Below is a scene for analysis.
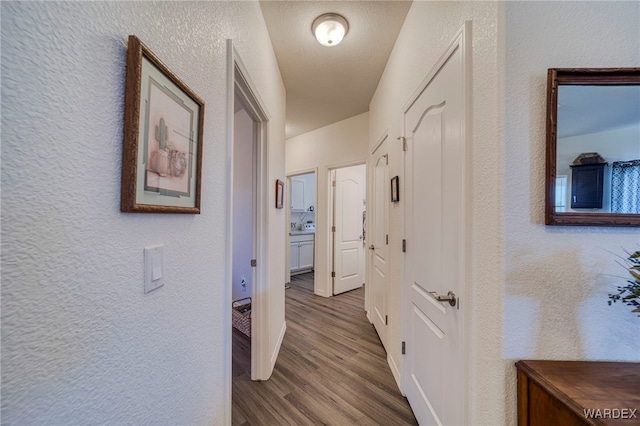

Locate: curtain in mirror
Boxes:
[611,159,640,213]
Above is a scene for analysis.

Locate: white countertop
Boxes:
[289,231,315,236]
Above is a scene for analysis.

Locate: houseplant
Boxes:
[608,250,640,317]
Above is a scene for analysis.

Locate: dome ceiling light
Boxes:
[312,13,349,47]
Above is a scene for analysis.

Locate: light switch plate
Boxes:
[144,245,164,293]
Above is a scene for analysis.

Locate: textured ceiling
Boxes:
[260,1,412,139]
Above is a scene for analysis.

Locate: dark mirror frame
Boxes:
[545,68,640,227]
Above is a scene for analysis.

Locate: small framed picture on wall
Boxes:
[275,179,284,209]
[391,176,399,202]
[120,35,205,214]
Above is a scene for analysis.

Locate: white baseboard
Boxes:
[388,353,403,394]
[270,320,287,371]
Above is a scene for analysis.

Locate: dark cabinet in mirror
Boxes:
[545,68,640,226]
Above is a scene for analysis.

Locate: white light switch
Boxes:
[144,245,164,293]
[152,253,162,281]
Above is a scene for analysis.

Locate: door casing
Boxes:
[226,40,271,392]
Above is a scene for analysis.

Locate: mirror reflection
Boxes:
[554,84,640,214]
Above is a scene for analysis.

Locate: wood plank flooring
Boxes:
[232,272,417,425]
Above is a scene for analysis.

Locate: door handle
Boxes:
[429,291,457,307]
[369,245,375,251]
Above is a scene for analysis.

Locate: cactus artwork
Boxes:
[147,117,188,179]
[155,117,168,151]
[170,150,187,177]
[149,149,170,176]
[148,117,171,176]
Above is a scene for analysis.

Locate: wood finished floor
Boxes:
[232,272,417,426]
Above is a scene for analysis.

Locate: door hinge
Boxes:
[251,259,257,267]
[386,234,389,245]
[402,239,406,252]
[332,181,336,187]
[332,226,336,232]
[385,315,388,325]
[397,136,407,151]
[402,341,406,355]
[385,154,389,165]
[331,271,335,278]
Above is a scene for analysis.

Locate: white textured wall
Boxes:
[502,1,640,423]
[286,113,369,296]
[1,2,286,424]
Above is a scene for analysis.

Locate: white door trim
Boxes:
[400,21,472,420]
[371,130,389,156]
[226,40,272,389]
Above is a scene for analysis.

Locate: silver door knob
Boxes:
[369,245,375,250]
[429,291,457,307]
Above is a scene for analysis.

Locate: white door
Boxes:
[370,151,389,349]
[333,166,365,295]
[403,25,469,425]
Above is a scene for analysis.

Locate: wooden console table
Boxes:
[516,360,640,425]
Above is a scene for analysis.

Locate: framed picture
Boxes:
[275,179,284,209]
[121,35,205,213]
[391,176,399,202]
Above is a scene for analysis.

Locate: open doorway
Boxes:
[285,170,316,291]
[329,163,367,296]
[230,93,255,383]
[228,41,270,386]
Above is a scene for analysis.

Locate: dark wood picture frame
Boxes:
[545,68,640,226]
[276,179,284,209]
[121,35,205,214]
[391,176,399,202]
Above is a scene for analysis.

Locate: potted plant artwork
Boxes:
[148,117,187,178]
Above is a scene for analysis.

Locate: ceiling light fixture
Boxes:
[312,13,349,47]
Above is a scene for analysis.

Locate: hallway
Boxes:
[232,273,417,425]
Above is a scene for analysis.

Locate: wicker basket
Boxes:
[232,297,251,337]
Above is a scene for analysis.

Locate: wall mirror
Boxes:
[545,68,640,226]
